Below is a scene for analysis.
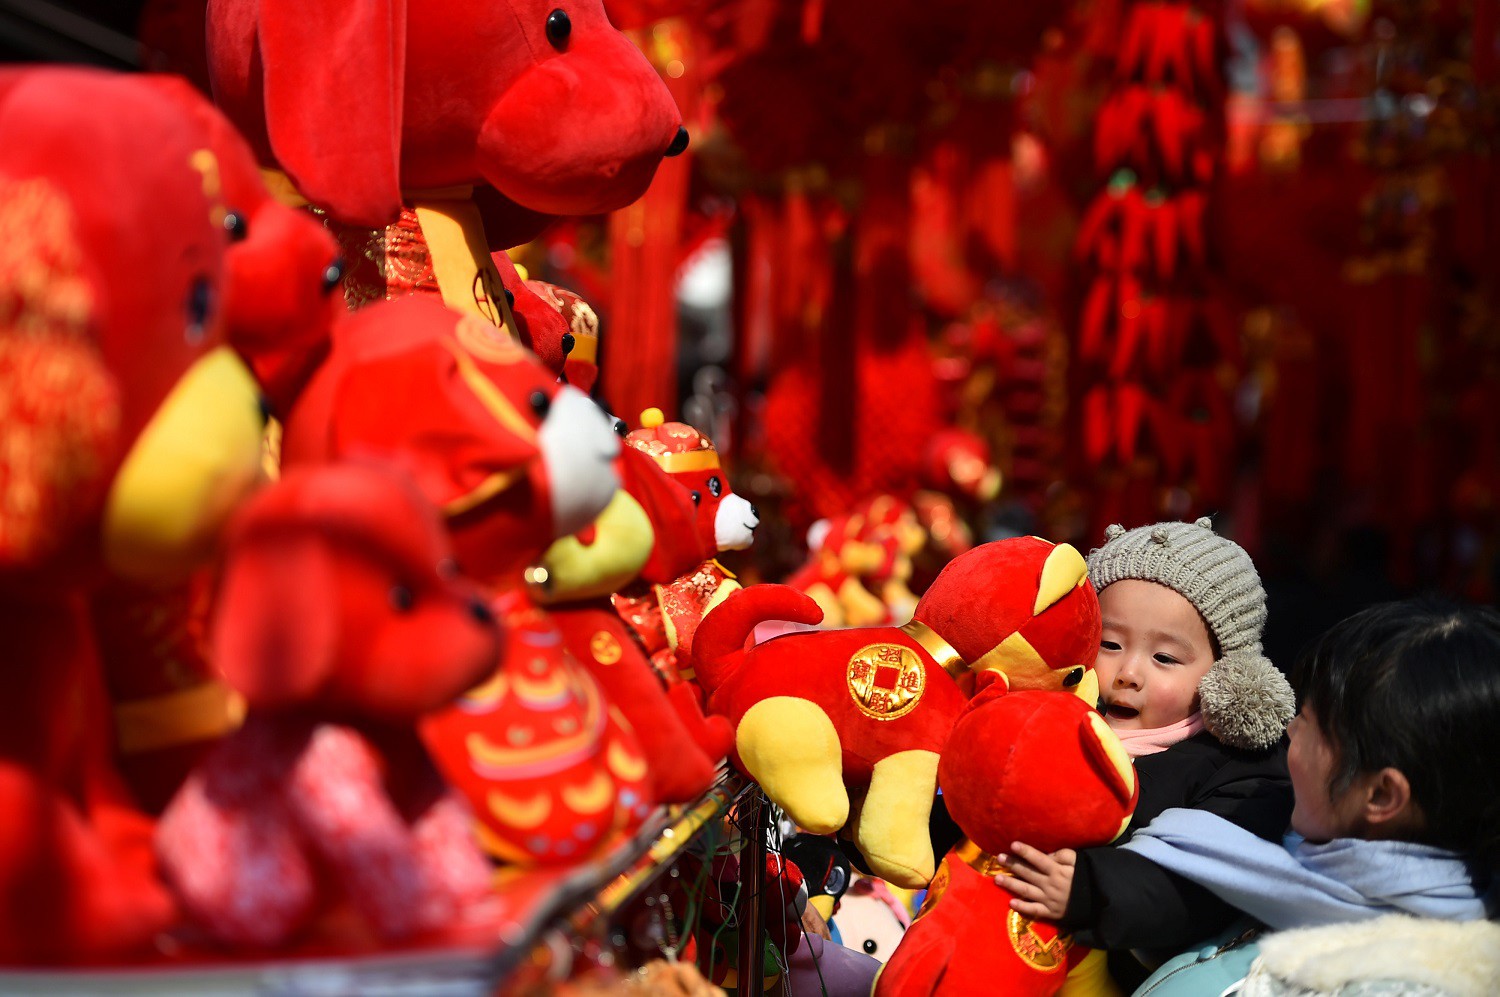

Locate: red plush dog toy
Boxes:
[0,66,272,963]
[876,678,1138,996]
[279,295,653,863]
[693,537,1100,887]
[530,446,733,803]
[155,462,501,950]
[85,74,346,814]
[281,295,621,582]
[611,408,759,680]
[206,0,686,328]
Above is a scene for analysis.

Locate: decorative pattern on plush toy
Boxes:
[419,591,654,865]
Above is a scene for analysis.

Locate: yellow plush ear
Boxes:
[1083,711,1137,811]
[530,490,653,603]
[101,348,266,584]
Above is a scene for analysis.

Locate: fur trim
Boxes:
[1199,650,1294,751]
[1247,915,1500,997]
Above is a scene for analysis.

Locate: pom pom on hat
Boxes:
[1199,651,1295,750]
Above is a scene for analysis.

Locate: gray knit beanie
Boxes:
[1087,517,1293,750]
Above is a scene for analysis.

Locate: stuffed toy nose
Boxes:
[477,42,681,216]
[467,597,495,626]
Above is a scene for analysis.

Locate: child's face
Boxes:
[1287,705,1365,841]
[1095,580,1216,731]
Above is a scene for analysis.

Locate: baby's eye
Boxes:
[1100,640,1121,652]
[1153,653,1180,665]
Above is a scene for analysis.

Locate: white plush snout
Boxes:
[539,386,620,538]
[714,493,758,551]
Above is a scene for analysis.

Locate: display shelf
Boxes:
[0,771,761,996]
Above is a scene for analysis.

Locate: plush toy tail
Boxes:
[691,584,824,694]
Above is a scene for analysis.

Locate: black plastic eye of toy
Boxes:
[707,476,722,498]
[223,211,248,242]
[665,126,690,157]
[560,332,576,356]
[530,390,551,419]
[322,259,345,294]
[689,491,701,506]
[862,940,878,955]
[1063,666,1084,688]
[185,276,213,344]
[546,9,571,48]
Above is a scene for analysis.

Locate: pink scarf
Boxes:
[1112,711,1204,758]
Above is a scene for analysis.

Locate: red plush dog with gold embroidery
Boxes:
[611,409,758,680]
[693,537,1101,887]
[876,677,1138,996]
[527,446,734,804]
[0,66,274,963]
[207,0,685,328]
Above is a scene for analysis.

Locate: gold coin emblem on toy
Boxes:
[1007,909,1071,973]
[846,642,925,720]
[590,630,623,666]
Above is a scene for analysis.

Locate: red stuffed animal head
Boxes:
[207,0,685,236]
[914,536,1103,698]
[282,296,620,586]
[0,68,268,585]
[625,408,759,563]
[213,461,501,719]
[938,676,1137,856]
[138,74,343,419]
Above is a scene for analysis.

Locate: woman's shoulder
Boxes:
[1241,915,1500,997]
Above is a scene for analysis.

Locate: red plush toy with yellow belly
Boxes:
[876,677,1138,996]
[692,537,1101,887]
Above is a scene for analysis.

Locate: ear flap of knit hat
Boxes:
[1198,650,1295,751]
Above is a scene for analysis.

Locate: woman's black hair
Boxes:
[1292,598,1500,871]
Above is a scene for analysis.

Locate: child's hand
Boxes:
[994,842,1075,921]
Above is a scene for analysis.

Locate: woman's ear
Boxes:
[1361,766,1422,835]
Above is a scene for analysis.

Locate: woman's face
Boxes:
[1287,704,1366,841]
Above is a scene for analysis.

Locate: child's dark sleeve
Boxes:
[1059,752,1293,952]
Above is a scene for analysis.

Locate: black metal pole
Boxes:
[736,789,768,995]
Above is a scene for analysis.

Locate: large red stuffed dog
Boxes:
[0,67,272,963]
[207,0,686,241]
[692,537,1100,887]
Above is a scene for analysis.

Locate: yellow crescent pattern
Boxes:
[560,771,615,814]
[606,738,648,783]
[487,790,551,829]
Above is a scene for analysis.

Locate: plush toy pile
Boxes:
[0,8,1127,992]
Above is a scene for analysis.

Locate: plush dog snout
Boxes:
[467,598,495,626]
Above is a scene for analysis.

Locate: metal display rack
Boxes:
[0,773,771,996]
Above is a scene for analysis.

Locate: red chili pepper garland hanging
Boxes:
[1075,0,1237,532]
